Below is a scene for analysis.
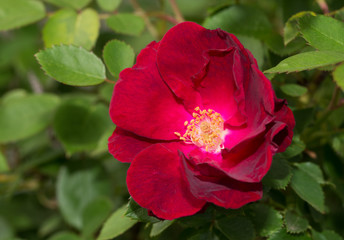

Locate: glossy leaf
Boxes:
[125,198,160,223]
[0,94,60,143]
[216,216,255,240]
[290,168,325,213]
[284,11,316,45]
[265,51,344,73]
[269,229,311,240]
[295,162,325,184]
[284,211,309,234]
[280,84,308,97]
[106,14,145,36]
[43,8,99,50]
[36,45,106,86]
[280,136,305,158]
[97,204,137,240]
[150,220,175,237]
[96,0,121,11]
[0,0,45,31]
[248,204,283,237]
[103,40,135,78]
[299,15,344,52]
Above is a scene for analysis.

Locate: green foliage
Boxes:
[0,0,45,31]
[103,40,135,78]
[280,84,308,97]
[43,8,100,50]
[96,0,121,12]
[106,14,145,36]
[97,205,137,240]
[290,168,325,213]
[1,0,344,239]
[216,216,255,240]
[36,45,106,86]
[284,211,309,234]
[248,204,283,237]
[0,93,60,143]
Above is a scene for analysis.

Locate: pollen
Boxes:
[174,107,227,153]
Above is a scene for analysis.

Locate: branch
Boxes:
[168,0,184,23]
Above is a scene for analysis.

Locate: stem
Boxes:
[105,79,116,84]
[130,0,159,39]
[168,0,184,23]
[327,85,340,111]
[316,0,329,14]
[148,12,179,25]
[28,71,43,94]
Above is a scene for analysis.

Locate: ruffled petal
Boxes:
[109,41,190,140]
[156,22,229,111]
[127,143,206,220]
[108,127,155,163]
[272,99,295,153]
[181,155,262,208]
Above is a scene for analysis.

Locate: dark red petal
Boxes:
[156,22,229,111]
[127,143,206,220]
[273,99,295,152]
[181,155,262,209]
[108,127,155,163]
[109,41,190,140]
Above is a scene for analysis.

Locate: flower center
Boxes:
[175,107,226,153]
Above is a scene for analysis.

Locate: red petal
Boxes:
[109,41,190,140]
[108,127,155,163]
[156,22,229,111]
[181,155,262,209]
[127,143,206,220]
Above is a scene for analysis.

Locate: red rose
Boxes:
[108,22,295,220]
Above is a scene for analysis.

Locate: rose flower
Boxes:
[108,22,295,220]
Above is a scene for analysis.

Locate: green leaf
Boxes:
[47,231,81,240]
[0,94,60,143]
[280,136,305,158]
[265,51,344,74]
[43,8,100,50]
[150,220,175,237]
[248,204,283,237]
[312,230,343,240]
[125,198,160,223]
[333,62,344,92]
[216,216,255,240]
[82,197,113,238]
[284,211,309,234]
[97,204,137,240]
[0,0,45,31]
[0,217,14,240]
[284,11,316,45]
[295,162,325,184]
[269,228,311,240]
[299,15,344,52]
[53,101,112,155]
[203,5,272,39]
[263,158,292,189]
[36,45,106,86]
[96,0,121,12]
[106,14,145,36]
[290,168,325,213]
[44,0,92,10]
[103,40,135,78]
[0,152,9,172]
[280,84,307,97]
[57,167,109,229]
